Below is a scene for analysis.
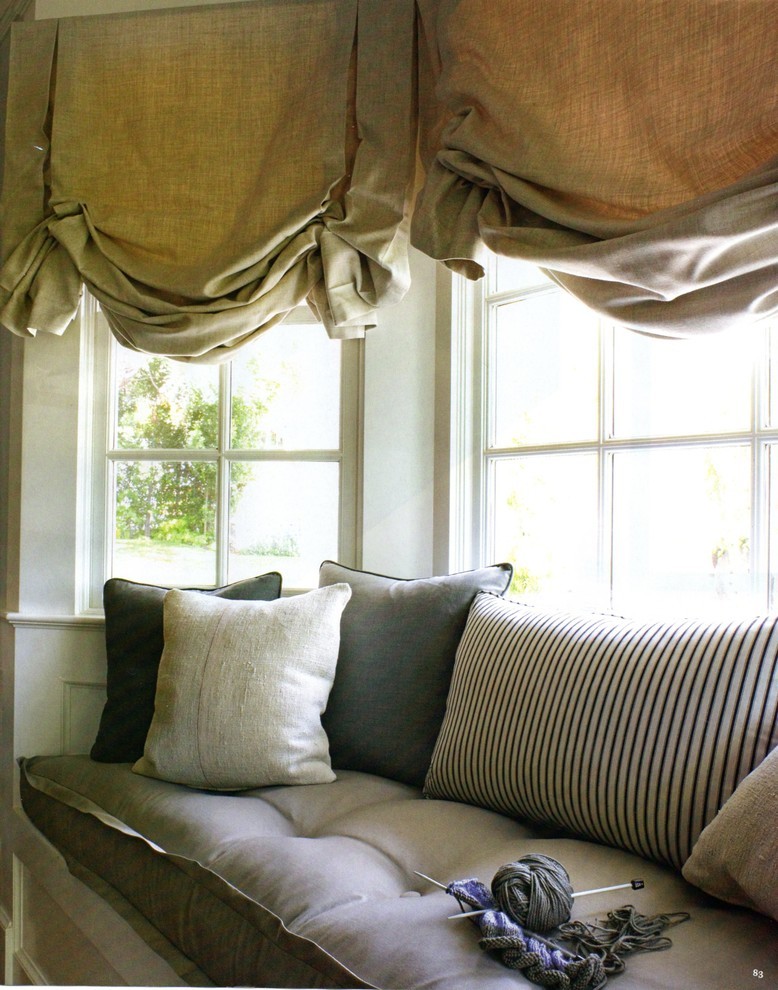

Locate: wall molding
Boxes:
[1,611,104,631]
[0,901,12,987]
[12,856,49,987]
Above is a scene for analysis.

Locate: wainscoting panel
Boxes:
[13,855,125,986]
[10,619,106,760]
[61,680,106,755]
[9,817,192,987]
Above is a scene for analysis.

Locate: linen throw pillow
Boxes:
[318,561,513,787]
[682,746,778,921]
[424,593,778,870]
[133,584,351,790]
[91,573,283,763]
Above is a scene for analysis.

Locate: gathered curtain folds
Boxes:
[2,0,778,359]
[412,0,778,337]
[0,0,416,361]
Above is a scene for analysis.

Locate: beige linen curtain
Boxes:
[3,0,777,357]
[0,0,415,361]
[413,0,778,336]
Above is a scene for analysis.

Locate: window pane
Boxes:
[114,350,219,450]
[493,256,551,294]
[612,446,753,615]
[491,291,600,448]
[769,444,778,610]
[491,453,600,605]
[112,460,217,585]
[612,327,753,439]
[231,324,340,450]
[768,324,778,429]
[229,461,340,588]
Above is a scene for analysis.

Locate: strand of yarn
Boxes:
[491,854,575,933]
[559,906,691,974]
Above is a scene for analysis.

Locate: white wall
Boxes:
[362,246,438,577]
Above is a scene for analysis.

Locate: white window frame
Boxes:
[77,291,363,613]
[447,257,778,614]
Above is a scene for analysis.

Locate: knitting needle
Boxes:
[448,879,645,919]
[572,879,645,898]
[413,870,449,890]
[415,870,498,921]
[414,870,489,918]
[449,909,499,919]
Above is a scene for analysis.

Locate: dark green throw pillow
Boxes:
[91,573,282,763]
[319,561,513,788]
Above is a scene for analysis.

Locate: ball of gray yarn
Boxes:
[491,854,574,934]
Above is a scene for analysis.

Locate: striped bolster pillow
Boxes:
[424,593,778,869]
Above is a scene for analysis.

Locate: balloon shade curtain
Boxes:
[412,0,778,336]
[0,0,415,360]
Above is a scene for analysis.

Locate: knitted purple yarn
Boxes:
[491,854,574,933]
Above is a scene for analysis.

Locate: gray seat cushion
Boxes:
[22,756,778,990]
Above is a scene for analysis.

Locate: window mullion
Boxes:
[753,324,769,608]
[766,326,777,609]
[107,448,217,462]
[599,321,614,610]
[766,443,775,611]
[602,451,616,611]
[753,440,769,608]
[215,363,232,586]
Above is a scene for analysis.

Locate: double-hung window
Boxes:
[453,254,777,616]
[80,292,361,608]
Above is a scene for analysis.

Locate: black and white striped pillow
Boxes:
[424,593,778,869]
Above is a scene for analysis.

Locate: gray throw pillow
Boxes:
[318,561,513,787]
[133,585,351,790]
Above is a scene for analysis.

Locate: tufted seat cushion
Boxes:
[21,755,778,990]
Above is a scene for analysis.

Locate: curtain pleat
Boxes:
[412,0,778,336]
[0,0,415,361]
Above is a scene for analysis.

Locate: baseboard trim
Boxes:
[1,902,13,986]
[13,946,45,986]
